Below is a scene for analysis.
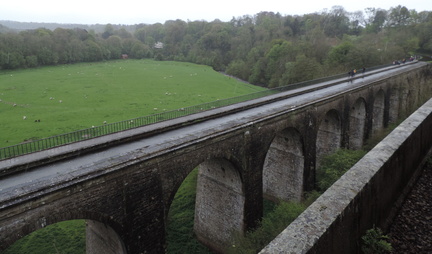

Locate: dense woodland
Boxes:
[1,5,431,88]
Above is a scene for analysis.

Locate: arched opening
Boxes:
[165,168,212,254]
[316,109,342,169]
[349,98,367,150]
[263,127,304,202]
[3,219,125,254]
[372,89,385,135]
[166,158,244,254]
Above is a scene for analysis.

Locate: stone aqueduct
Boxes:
[0,62,431,253]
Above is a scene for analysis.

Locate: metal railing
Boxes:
[0,63,400,160]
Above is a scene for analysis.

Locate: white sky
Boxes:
[1,0,431,25]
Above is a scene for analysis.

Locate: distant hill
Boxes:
[0,23,14,33]
[0,20,138,33]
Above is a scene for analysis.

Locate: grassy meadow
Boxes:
[1,60,265,253]
[3,220,86,254]
[0,59,265,148]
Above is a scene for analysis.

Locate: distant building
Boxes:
[154,42,164,49]
[121,54,128,59]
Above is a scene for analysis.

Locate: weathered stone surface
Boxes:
[0,62,430,254]
[259,97,432,254]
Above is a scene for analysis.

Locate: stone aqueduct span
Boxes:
[0,62,431,253]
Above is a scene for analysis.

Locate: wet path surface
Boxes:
[0,62,425,206]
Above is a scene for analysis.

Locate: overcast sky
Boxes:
[1,0,431,25]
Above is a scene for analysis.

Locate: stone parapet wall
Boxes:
[260,97,432,254]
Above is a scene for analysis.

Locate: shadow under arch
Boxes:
[3,212,126,254]
[316,109,342,169]
[349,97,367,150]
[263,127,305,202]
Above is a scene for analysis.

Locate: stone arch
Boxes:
[372,89,385,135]
[316,109,342,169]
[4,212,126,254]
[194,158,244,253]
[263,127,304,202]
[349,98,367,150]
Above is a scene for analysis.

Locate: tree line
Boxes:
[1,5,431,88]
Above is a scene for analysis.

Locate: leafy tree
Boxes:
[85,40,104,61]
[105,35,123,59]
[37,47,58,65]
[115,28,132,39]
[66,39,86,63]
[322,6,350,38]
[248,57,267,85]
[348,11,364,35]
[0,5,429,76]
[254,12,284,40]
[281,54,322,85]
[365,9,387,33]
[0,51,23,69]
[415,22,432,53]
[226,59,249,81]
[131,42,151,58]
[25,55,38,67]
[134,27,147,43]
[303,27,331,63]
[102,23,114,39]
[265,40,297,87]
[326,40,354,70]
[387,5,411,27]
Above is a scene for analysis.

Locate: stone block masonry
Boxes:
[259,98,432,254]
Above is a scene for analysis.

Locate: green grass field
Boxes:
[1,60,265,253]
[0,60,265,148]
[3,220,86,254]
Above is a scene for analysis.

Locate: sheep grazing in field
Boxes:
[13,104,17,107]
[103,121,107,124]
[50,97,54,100]
[59,100,62,103]
[153,108,158,110]
[23,116,27,120]
[34,119,40,122]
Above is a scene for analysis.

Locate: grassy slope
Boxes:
[3,220,86,254]
[2,60,265,253]
[0,60,264,148]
